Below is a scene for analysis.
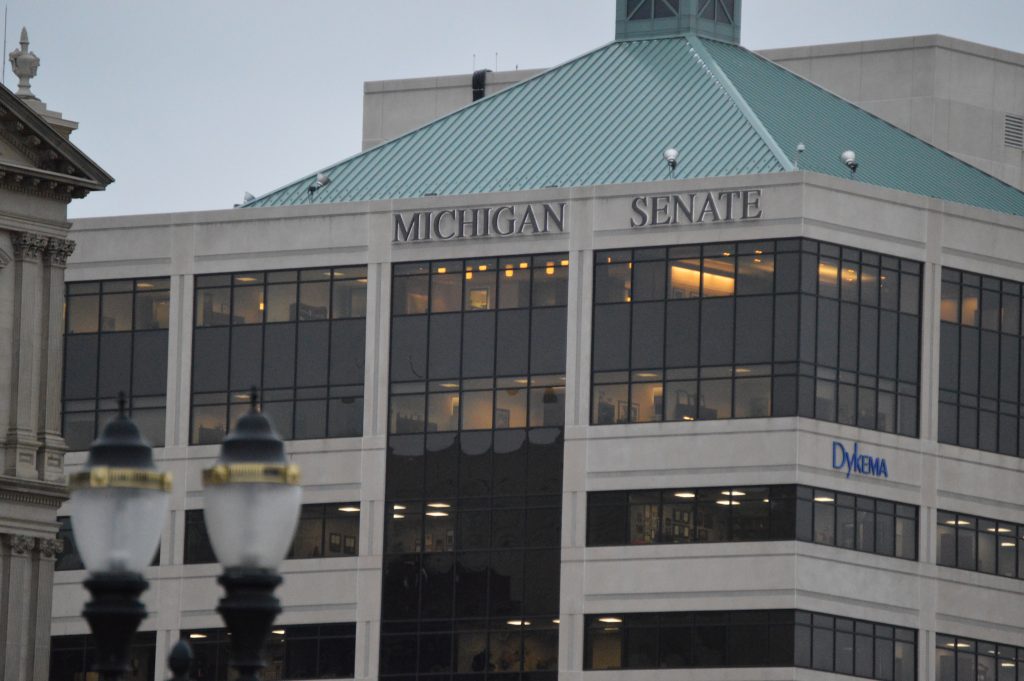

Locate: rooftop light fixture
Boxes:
[663,147,679,172]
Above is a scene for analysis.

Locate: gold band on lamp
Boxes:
[202,463,300,487]
[68,467,173,492]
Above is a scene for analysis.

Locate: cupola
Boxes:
[615,0,741,44]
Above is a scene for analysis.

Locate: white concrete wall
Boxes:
[761,35,1024,191]
[59,172,1024,680]
[362,69,544,151]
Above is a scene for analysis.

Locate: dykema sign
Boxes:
[393,203,566,243]
[832,441,889,479]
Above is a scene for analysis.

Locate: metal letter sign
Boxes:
[832,441,889,479]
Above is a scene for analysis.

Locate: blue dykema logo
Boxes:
[832,441,888,479]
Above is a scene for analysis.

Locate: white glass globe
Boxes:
[71,487,168,574]
[203,482,301,570]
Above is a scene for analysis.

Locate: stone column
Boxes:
[0,534,38,681]
[32,538,60,681]
[3,232,48,478]
[38,238,75,482]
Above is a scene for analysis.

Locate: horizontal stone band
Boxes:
[69,467,173,492]
[202,463,300,487]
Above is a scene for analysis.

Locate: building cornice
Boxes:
[0,475,68,509]
[0,85,113,199]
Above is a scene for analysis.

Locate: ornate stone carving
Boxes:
[5,534,35,556]
[45,237,75,265]
[38,537,62,559]
[0,246,10,269]
[11,232,48,260]
[8,28,40,100]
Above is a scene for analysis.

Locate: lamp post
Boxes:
[202,393,301,681]
[68,400,171,681]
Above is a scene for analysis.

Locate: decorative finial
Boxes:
[117,392,127,417]
[9,27,40,99]
[250,386,259,411]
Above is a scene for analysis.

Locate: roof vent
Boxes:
[1006,114,1023,150]
[472,69,490,102]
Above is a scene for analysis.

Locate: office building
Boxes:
[51,2,1024,680]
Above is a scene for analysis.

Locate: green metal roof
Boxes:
[703,39,1024,217]
[248,35,1024,219]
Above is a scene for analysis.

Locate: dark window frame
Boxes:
[382,254,568,680]
[584,609,916,679]
[937,509,1023,580]
[936,634,1022,681]
[63,277,171,450]
[590,239,922,437]
[939,267,1024,457]
[189,266,368,445]
[182,624,356,681]
[585,484,918,561]
[50,631,157,681]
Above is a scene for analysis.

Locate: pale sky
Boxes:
[2,0,1022,219]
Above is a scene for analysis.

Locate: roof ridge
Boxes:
[245,39,623,207]
[687,35,795,172]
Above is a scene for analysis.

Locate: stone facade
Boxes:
[0,28,111,681]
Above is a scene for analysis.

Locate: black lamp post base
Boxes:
[82,572,149,681]
[218,567,283,681]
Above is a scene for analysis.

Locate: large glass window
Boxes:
[585,609,915,680]
[939,268,1024,456]
[185,504,360,564]
[50,632,156,681]
[389,256,567,436]
[586,485,917,561]
[64,278,170,450]
[183,624,356,680]
[591,240,922,437]
[937,635,1024,681]
[937,510,1023,580]
[381,255,567,681]
[191,267,367,444]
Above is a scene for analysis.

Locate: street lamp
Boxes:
[202,393,301,681]
[68,400,171,681]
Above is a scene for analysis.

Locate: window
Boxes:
[191,267,367,444]
[289,503,361,559]
[939,268,1024,457]
[63,278,170,450]
[587,485,917,561]
[937,635,1022,681]
[389,256,567,436]
[185,504,360,564]
[699,0,735,23]
[55,516,83,571]
[591,240,922,437]
[50,632,156,681]
[382,254,567,680]
[183,509,216,565]
[183,624,356,680]
[55,514,159,571]
[937,510,1022,580]
[585,609,915,680]
[627,0,679,20]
